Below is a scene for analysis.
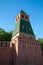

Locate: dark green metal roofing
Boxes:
[12,18,34,36]
[20,10,26,14]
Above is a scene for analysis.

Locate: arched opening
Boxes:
[21,15,24,18]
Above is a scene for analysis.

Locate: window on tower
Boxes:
[22,14,24,18]
[25,16,28,19]
[30,37,32,39]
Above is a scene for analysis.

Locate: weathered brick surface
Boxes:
[0,46,16,65]
[41,51,43,64]
[0,47,12,65]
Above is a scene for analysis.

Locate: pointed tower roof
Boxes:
[20,10,27,14]
[12,10,34,36]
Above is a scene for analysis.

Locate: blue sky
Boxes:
[0,0,43,38]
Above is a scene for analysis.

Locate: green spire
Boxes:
[12,10,34,36]
[12,19,34,36]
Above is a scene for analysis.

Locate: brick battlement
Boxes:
[0,42,16,65]
[0,41,10,47]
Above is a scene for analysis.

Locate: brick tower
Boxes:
[10,10,42,65]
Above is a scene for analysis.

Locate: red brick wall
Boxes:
[16,36,43,65]
[41,50,43,64]
[0,47,12,65]
[0,46,16,65]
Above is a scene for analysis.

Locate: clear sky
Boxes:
[0,0,43,38]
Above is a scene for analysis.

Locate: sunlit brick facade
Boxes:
[0,10,43,65]
[10,10,43,65]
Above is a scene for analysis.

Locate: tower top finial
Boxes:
[20,10,27,14]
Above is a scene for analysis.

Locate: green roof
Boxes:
[12,18,34,36]
[20,10,26,14]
